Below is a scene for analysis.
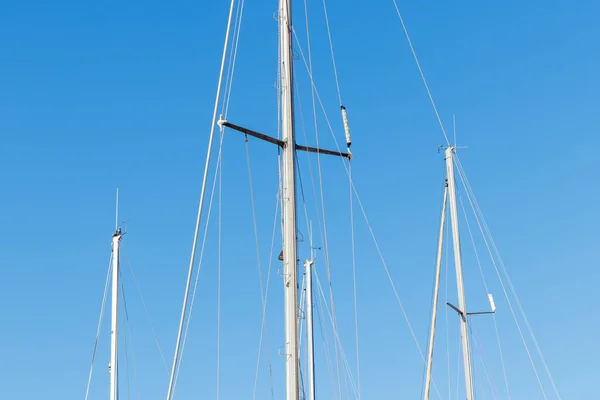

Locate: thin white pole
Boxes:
[305,260,316,400]
[110,228,122,400]
[424,186,448,400]
[445,146,475,400]
[165,0,237,398]
[279,0,300,397]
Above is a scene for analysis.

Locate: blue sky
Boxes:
[1,0,598,399]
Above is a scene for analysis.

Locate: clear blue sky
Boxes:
[1,0,598,399]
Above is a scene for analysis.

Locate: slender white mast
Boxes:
[423,186,448,400]
[304,259,316,400]
[445,146,475,400]
[109,226,122,400]
[279,0,300,397]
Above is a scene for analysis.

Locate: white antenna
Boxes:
[115,188,119,230]
[453,114,456,148]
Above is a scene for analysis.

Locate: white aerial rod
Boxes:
[445,146,475,400]
[109,226,122,400]
[279,0,300,398]
[423,185,448,400]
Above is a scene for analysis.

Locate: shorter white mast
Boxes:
[109,190,122,400]
[304,259,316,400]
[445,146,475,400]
[423,185,448,400]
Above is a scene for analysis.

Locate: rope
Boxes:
[122,246,169,376]
[165,0,237,396]
[458,195,511,399]
[389,0,450,146]
[453,156,550,400]
[83,256,112,400]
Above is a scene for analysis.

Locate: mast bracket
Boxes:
[446,302,464,317]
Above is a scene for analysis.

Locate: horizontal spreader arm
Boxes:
[218,119,351,159]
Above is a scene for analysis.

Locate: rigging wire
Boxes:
[389,0,450,146]
[222,0,245,117]
[120,277,142,400]
[84,256,112,400]
[244,138,277,400]
[320,0,343,105]
[453,156,550,400]
[122,246,169,375]
[292,27,444,400]
[122,279,132,400]
[469,320,501,400]
[299,1,344,396]
[173,132,225,394]
[166,0,237,396]
[292,39,340,398]
[349,163,361,400]
[314,275,338,395]
[251,191,279,400]
[216,134,223,400]
[313,268,360,399]
[295,152,338,398]
[457,157,562,400]
[458,194,511,400]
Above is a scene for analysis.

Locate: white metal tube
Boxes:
[424,187,447,400]
[445,146,475,400]
[110,230,122,400]
[305,260,316,400]
[279,0,300,397]
[165,0,237,398]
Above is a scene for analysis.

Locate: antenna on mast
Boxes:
[453,114,456,148]
[115,188,119,231]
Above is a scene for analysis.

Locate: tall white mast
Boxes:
[304,259,316,400]
[445,146,475,400]
[278,0,300,398]
[109,226,122,400]
[423,186,447,400]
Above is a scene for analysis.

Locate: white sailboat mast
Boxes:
[279,0,300,398]
[445,146,475,400]
[110,227,122,400]
[423,186,448,400]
